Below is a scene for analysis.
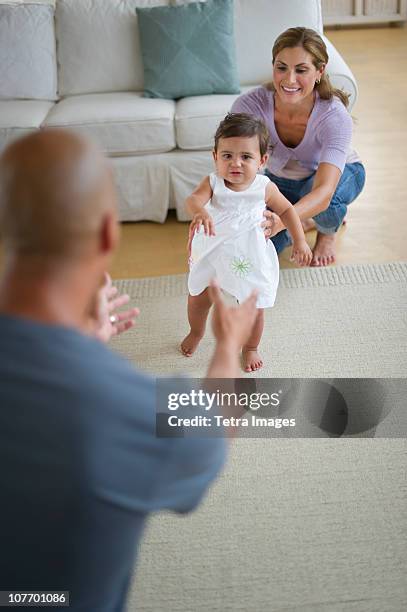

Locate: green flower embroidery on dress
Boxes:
[230,256,252,278]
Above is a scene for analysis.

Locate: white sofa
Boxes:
[0,0,357,222]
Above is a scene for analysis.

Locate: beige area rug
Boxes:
[127,439,407,612]
[116,263,407,612]
[111,262,407,378]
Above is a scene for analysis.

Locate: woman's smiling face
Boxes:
[272,46,324,106]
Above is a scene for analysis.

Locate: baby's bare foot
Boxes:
[311,232,336,267]
[242,348,263,372]
[180,332,202,357]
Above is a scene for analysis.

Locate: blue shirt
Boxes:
[0,315,226,611]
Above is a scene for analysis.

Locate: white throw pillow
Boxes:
[0,2,57,100]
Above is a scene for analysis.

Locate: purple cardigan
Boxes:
[231,86,353,175]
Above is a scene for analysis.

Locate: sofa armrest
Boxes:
[322,35,358,111]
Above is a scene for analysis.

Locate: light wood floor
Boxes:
[109,26,407,279]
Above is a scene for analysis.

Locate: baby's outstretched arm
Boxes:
[186,176,215,238]
[265,182,312,267]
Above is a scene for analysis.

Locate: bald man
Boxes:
[0,131,257,611]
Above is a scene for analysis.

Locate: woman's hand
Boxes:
[262,209,285,238]
[290,240,313,267]
[90,273,140,343]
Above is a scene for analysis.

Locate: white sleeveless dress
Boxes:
[188,173,279,308]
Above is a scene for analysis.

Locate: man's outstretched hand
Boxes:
[90,273,140,343]
[209,281,258,352]
[206,281,258,381]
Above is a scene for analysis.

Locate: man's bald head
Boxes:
[0,129,117,258]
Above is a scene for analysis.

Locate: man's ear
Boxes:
[212,149,217,162]
[99,211,120,255]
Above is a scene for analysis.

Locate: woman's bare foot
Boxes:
[242,348,263,372]
[311,232,336,267]
[180,332,202,357]
[301,218,316,233]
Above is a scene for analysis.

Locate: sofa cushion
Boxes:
[111,154,171,222]
[0,100,55,152]
[55,0,168,97]
[175,87,251,150]
[136,0,240,99]
[43,93,176,156]
[0,3,57,101]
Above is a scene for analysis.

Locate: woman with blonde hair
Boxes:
[232,27,365,266]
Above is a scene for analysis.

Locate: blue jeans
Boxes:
[265,162,366,254]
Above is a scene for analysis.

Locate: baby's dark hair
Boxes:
[214,113,270,157]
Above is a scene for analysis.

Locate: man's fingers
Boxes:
[116,307,140,321]
[107,293,131,313]
[208,279,222,305]
[237,290,258,317]
[112,319,135,337]
[242,289,258,308]
[111,309,140,335]
[103,272,113,288]
[106,285,118,299]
